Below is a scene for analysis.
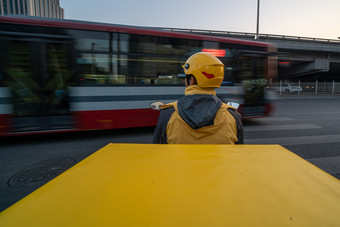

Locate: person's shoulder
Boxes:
[221,102,236,111]
[221,103,242,118]
[161,101,177,110]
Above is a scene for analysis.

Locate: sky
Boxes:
[61,0,340,40]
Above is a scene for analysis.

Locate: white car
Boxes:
[273,83,303,93]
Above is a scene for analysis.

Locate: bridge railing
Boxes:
[271,80,340,95]
[152,27,340,44]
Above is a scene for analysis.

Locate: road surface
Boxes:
[1,95,340,211]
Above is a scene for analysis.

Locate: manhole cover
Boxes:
[8,157,76,187]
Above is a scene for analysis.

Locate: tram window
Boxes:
[119,33,203,56]
[1,40,41,116]
[237,57,266,80]
[220,59,238,84]
[0,39,4,87]
[168,38,203,56]
[117,55,184,85]
[0,24,66,37]
[222,56,265,86]
[0,72,3,86]
[0,23,40,35]
[77,53,116,85]
[76,54,185,85]
[119,34,129,53]
[44,42,73,115]
[68,30,112,52]
[202,41,219,49]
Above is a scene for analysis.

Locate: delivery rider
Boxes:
[152,52,244,144]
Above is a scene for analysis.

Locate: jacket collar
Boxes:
[184,85,216,96]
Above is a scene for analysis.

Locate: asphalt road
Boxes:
[1,95,340,212]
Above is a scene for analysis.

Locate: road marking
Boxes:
[250,117,295,122]
[276,96,340,100]
[284,111,340,115]
[245,134,340,146]
[244,124,321,132]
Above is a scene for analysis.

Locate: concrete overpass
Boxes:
[158,28,340,81]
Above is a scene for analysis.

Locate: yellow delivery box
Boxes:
[1,144,340,226]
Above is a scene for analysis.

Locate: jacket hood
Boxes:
[177,94,222,130]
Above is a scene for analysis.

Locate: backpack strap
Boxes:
[222,103,244,144]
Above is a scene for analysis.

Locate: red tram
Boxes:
[0,16,277,136]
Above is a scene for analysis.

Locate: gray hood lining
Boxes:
[177,94,222,129]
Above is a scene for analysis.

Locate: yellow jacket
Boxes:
[152,85,244,144]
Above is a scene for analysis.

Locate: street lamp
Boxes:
[256,0,260,39]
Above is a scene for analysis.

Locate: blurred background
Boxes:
[1,0,340,212]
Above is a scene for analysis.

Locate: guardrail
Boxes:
[272,80,340,95]
[151,27,340,44]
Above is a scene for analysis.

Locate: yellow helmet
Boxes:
[182,52,224,88]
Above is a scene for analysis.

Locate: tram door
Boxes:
[1,37,74,132]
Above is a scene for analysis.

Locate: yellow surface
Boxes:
[1,144,340,227]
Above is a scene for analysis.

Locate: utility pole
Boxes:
[256,0,260,39]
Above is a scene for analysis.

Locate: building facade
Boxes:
[0,0,64,19]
